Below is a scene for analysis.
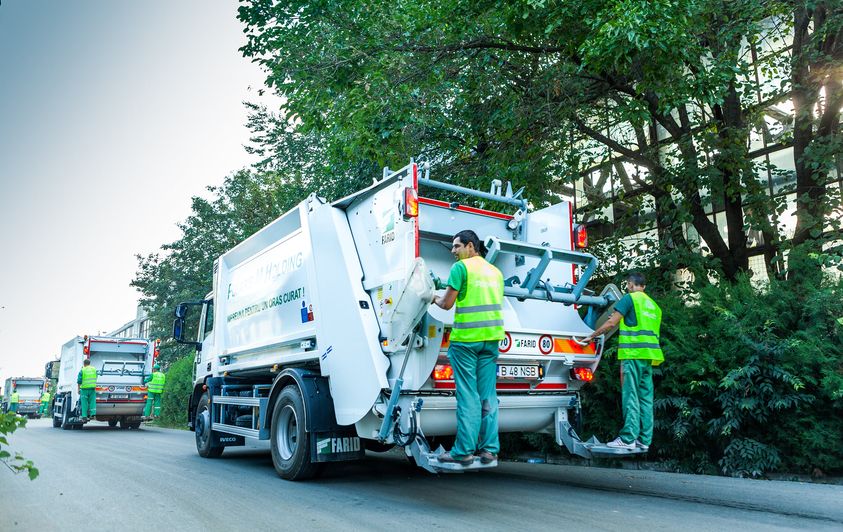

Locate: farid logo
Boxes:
[317,437,361,454]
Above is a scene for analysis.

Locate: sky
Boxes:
[0,0,277,381]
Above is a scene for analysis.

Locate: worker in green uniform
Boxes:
[39,389,52,417]
[143,364,166,421]
[77,358,98,422]
[9,388,20,414]
[432,229,505,465]
[585,271,664,451]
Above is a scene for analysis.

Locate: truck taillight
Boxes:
[571,367,594,382]
[433,364,454,380]
[403,187,419,218]
[574,224,588,248]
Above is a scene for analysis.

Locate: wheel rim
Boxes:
[275,405,298,461]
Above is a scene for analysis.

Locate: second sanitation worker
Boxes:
[585,271,664,450]
[432,229,505,465]
[39,389,51,416]
[77,358,98,421]
[144,364,166,420]
[9,389,20,414]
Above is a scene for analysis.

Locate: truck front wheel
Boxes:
[270,385,319,481]
[195,392,224,458]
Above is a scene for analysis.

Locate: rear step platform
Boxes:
[556,416,646,459]
[409,444,499,473]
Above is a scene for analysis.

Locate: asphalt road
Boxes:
[2,418,841,531]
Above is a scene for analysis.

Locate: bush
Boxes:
[506,274,843,477]
[158,355,195,428]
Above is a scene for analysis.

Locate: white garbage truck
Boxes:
[173,161,633,480]
[52,335,158,429]
[3,377,47,417]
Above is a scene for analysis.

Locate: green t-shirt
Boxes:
[613,293,638,327]
[446,261,468,302]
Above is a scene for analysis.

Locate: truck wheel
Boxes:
[195,392,224,458]
[108,419,118,428]
[61,398,73,430]
[270,385,319,481]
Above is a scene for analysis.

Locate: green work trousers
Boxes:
[144,393,162,417]
[449,340,500,458]
[9,403,18,414]
[39,403,48,416]
[619,359,654,445]
[80,388,97,418]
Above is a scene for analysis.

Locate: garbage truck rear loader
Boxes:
[174,161,634,480]
[3,377,47,418]
[53,335,157,429]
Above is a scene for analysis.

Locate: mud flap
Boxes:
[212,433,245,447]
[311,432,365,462]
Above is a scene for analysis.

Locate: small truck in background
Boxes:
[2,377,47,418]
[53,335,157,430]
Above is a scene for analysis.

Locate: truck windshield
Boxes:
[100,361,145,376]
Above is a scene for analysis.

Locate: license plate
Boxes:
[497,365,540,379]
[110,394,129,399]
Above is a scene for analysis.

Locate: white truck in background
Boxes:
[2,377,47,418]
[53,335,157,430]
[174,161,630,480]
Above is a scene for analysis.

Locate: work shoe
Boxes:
[437,452,475,466]
[477,451,498,464]
[81,417,89,422]
[634,440,650,452]
[606,437,636,450]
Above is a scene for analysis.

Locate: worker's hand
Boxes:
[429,271,445,290]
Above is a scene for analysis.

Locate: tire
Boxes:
[61,396,73,430]
[195,392,224,458]
[270,385,319,481]
[108,419,118,428]
[119,419,131,430]
[52,411,61,428]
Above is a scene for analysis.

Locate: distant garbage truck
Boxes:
[3,377,47,418]
[173,161,632,480]
[52,335,157,429]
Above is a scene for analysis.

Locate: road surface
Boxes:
[2,418,840,531]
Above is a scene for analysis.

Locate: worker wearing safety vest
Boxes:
[432,229,505,466]
[77,358,98,421]
[143,364,166,420]
[9,389,20,414]
[39,390,52,416]
[585,271,663,451]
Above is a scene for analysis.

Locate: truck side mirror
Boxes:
[175,303,188,319]
[173,317,185,341]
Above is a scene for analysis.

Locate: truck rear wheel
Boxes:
[270,385,319,481]
[108,419,118,428]
[195,392,224,458]
[60,397,73,430]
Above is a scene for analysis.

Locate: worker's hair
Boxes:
[454,230,488,257]
[83,358,91,366]
[627,271,646,287]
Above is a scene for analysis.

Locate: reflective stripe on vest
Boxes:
[10,393,19,403]
[80,366,98,389]
[451,256,505,342]
[147,371,166,394]
[618,291,664,366]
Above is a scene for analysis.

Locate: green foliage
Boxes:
[156,355,196,429]
[0,413,38,480]
[638,275,841,476]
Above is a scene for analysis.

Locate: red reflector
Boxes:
[403,187,419,218]
[572,367,594,382]
[574,224,588,248]
[433,364,454,380]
